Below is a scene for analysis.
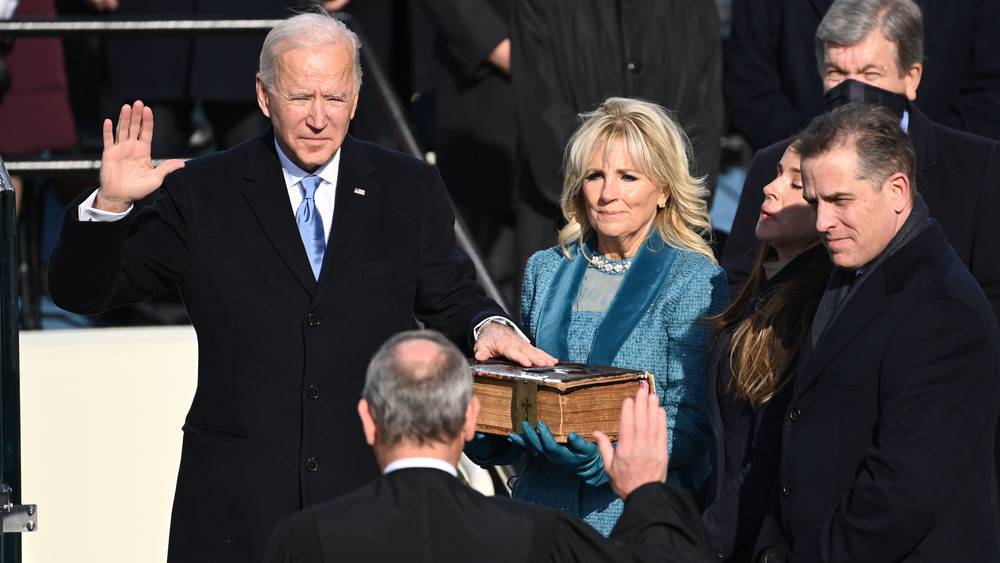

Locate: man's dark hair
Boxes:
[797,102,916,196]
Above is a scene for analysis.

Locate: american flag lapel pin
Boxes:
[353,187,366,196]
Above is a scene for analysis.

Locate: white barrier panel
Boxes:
[19,326,198,563]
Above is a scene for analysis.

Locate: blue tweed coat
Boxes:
[512,241,728,535]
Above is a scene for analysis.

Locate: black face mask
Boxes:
[824,78,909,118]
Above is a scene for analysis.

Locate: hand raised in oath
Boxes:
[95,101,186,213]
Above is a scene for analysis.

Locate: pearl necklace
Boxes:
[588,254,633,274]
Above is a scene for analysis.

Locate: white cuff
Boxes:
[473,316,529,343]
[78,189,132,223]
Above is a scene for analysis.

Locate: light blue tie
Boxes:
[296,176,326,280]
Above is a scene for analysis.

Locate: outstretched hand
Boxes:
[95,101,186,213]
[594,386,668,500]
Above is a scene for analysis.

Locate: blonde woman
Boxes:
[490,97,728,535]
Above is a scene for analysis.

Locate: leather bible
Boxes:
[470,360,654,442]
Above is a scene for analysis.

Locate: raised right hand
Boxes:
[594,386,668,499]
[95,101,185,213]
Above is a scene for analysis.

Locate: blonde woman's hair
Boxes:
[557,97,716,263]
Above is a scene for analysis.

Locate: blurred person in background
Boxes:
[84,0,283,158]
[417,0,519,307]
[0,0,77,214]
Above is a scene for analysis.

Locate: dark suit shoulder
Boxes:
[293,469,546,562]
[888,224,995,315]
[931,121,1000,151]
[164,131,279,190]
[923,119,1000,184]
[339,136,447,203]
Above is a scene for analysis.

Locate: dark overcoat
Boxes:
[48,132,505,563]
[756,223,1000,561]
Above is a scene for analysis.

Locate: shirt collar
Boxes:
[274,139,341,189]
[383,457,458,477]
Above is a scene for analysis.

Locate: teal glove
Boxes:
[508,420,608,486]
[464,432,526,466]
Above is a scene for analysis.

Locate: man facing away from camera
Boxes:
[264,329,712,562]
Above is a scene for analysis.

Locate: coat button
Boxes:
[626,60,643,72]
[307,313,320,326]
[307,385,321,399]
[716,549,726,558]
[789,408,803,422]
[781,482,793,496]
[305,458,319,472]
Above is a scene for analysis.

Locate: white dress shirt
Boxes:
[276,142,340,244]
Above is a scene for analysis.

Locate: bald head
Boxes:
[393,339,451,380]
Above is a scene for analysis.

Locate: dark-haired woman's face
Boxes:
[755,146,818,260]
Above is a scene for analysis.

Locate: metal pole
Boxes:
[0,158,22,562]
[0,18,284,37]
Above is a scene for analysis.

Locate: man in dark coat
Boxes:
[47,11,553,563]
[724,0,1000,152]
[753,102,1000,562]
[263,329,711,563]
[720,0,1000,326]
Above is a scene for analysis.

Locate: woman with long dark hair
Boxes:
[702,141,833,561]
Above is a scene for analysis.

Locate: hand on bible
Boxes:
[594,387,668,500]
[472,321,557,367]
[509,420,607,486]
